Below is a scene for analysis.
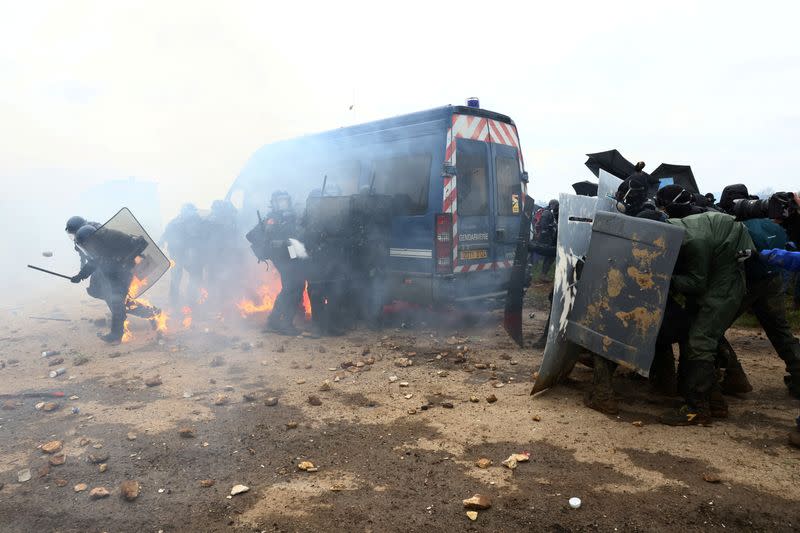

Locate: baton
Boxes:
[27,265,72,280]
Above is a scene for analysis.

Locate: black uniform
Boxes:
[74,227,150,342]
[161,206,205,306]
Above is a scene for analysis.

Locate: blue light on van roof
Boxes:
[466,97,480,108]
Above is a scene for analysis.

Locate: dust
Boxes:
[615,306,662,337]
[626,266,655,290]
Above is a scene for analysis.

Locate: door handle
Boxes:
[495,229,505,240]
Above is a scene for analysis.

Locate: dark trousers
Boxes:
[270,261,305,328]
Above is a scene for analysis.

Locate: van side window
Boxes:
[495,156,521,215]
[321,160,360,196]
[457,144,489,216]
[372,154,432,215]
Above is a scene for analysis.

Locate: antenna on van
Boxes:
[321,174,327,196]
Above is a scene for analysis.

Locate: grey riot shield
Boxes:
[595,170,623,213]
[82,208,170,298]
[565,211,684,375]
[532,193,597,395]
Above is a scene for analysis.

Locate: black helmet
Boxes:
[547,199,559,211]
[74,224,97,245]
[65,216,86,234]
[656,185,695,218]
[270,190,292,212]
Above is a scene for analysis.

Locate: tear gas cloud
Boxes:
[2,1,799,302]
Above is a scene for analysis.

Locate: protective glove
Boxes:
[70,274,83,284]
[760,248,800,272]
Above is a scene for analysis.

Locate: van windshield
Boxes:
[457,145,489,216]
[495,156,521,215]
[371,153,431,215]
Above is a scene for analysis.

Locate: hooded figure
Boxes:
[717,184,750,214]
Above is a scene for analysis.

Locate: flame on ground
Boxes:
[237,270,311,319]
[198,288,208,305]
[153,309,169,333]
[121,320,132,343]
[182,306,192,329]
[302,282,312,319]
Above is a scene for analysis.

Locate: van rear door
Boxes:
[455,139,493,274]
[491,143,523,270]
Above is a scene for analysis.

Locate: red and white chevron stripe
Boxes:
[453,260,513,273]
[443,112,527,274]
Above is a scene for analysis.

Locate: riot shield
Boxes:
[532,194,597,395]
[83,208,170,298]
[565,211,684,375]
[504,196,536,347]
[595,170,623,213]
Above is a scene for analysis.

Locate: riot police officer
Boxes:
[160,203,205,307]
[71,224,151,343]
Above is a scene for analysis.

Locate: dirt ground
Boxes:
[1,287,799,533]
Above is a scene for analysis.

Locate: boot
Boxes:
[721,362,753,394]
[660,360,714,426]
[783,374,800,399]
[584,356,618,415]
[709,386,729,418]
[99,312,124,344]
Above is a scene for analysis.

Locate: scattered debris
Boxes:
[74,483,88,492]
[296,379,307,385]
[702,473,722,484]
[144,376,162,387]
[298,461,318,472]
[49,453,66,466]
[308,395,322,406]
[54,479,67,487]
[466,511,478,521]
[41,401,59,412]
[17,468,32,483]
[469,396,480,403]
[41,350,61,358]
[200,479,215,488]
[441,402,454,409]
[47,357,65,366]
[399,382,410,388]
[243,392,257,402]
[78,437,90,447]
[89,487,110,500]
[475,458,492,468]
[493,382,505,388]
[49,368,66,378]
[98,463,108,473]
[88,452,109,464]
[569,497,582,509]
[388,376,398,383]
[38,465,50,478]
[632,421,643,427]
[213,394,230,406]
[73,355,90,366]
[120,480,140,501]
[486,394,498,404]
[407,408,417,415]
[319,380,332,391]
[474,363,488,370]
[127,432,137,441]
[531,415,541,422]
[286,421,298,429]
[230,484,250,496]
[178,427,195,438]
[404,393,413,400]
[41,440,63,454]
[501,452,530,470]
[264,397,278,407]
[463,494,492,510]
[394,358,413,368]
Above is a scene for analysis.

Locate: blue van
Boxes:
[226,104,529,307]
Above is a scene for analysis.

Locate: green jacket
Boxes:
[668,211,754,298]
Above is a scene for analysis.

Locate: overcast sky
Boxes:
[1,0,798,293]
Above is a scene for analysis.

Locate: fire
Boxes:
[169,259,176,268]
[121,320,132,343]
[152,310,169,333]
[128,275,148,299]
[198,288,208,305]
[182,306,192,329]
[302,282,312,319]
[237,270,312,319]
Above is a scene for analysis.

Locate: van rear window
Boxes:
[372,154,431,215]
[457,145,489,216]
[495,156,521,215]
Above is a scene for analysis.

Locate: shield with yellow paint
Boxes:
[565,211,684,376]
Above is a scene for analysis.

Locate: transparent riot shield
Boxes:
[532,193,597,394]
[565,211,684,375]
[595,170,623,213]
[82,208,170,298]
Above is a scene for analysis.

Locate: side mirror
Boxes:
[442,164,457,178]
[521,171,529,183]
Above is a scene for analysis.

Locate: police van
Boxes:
[226,101,529,307]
